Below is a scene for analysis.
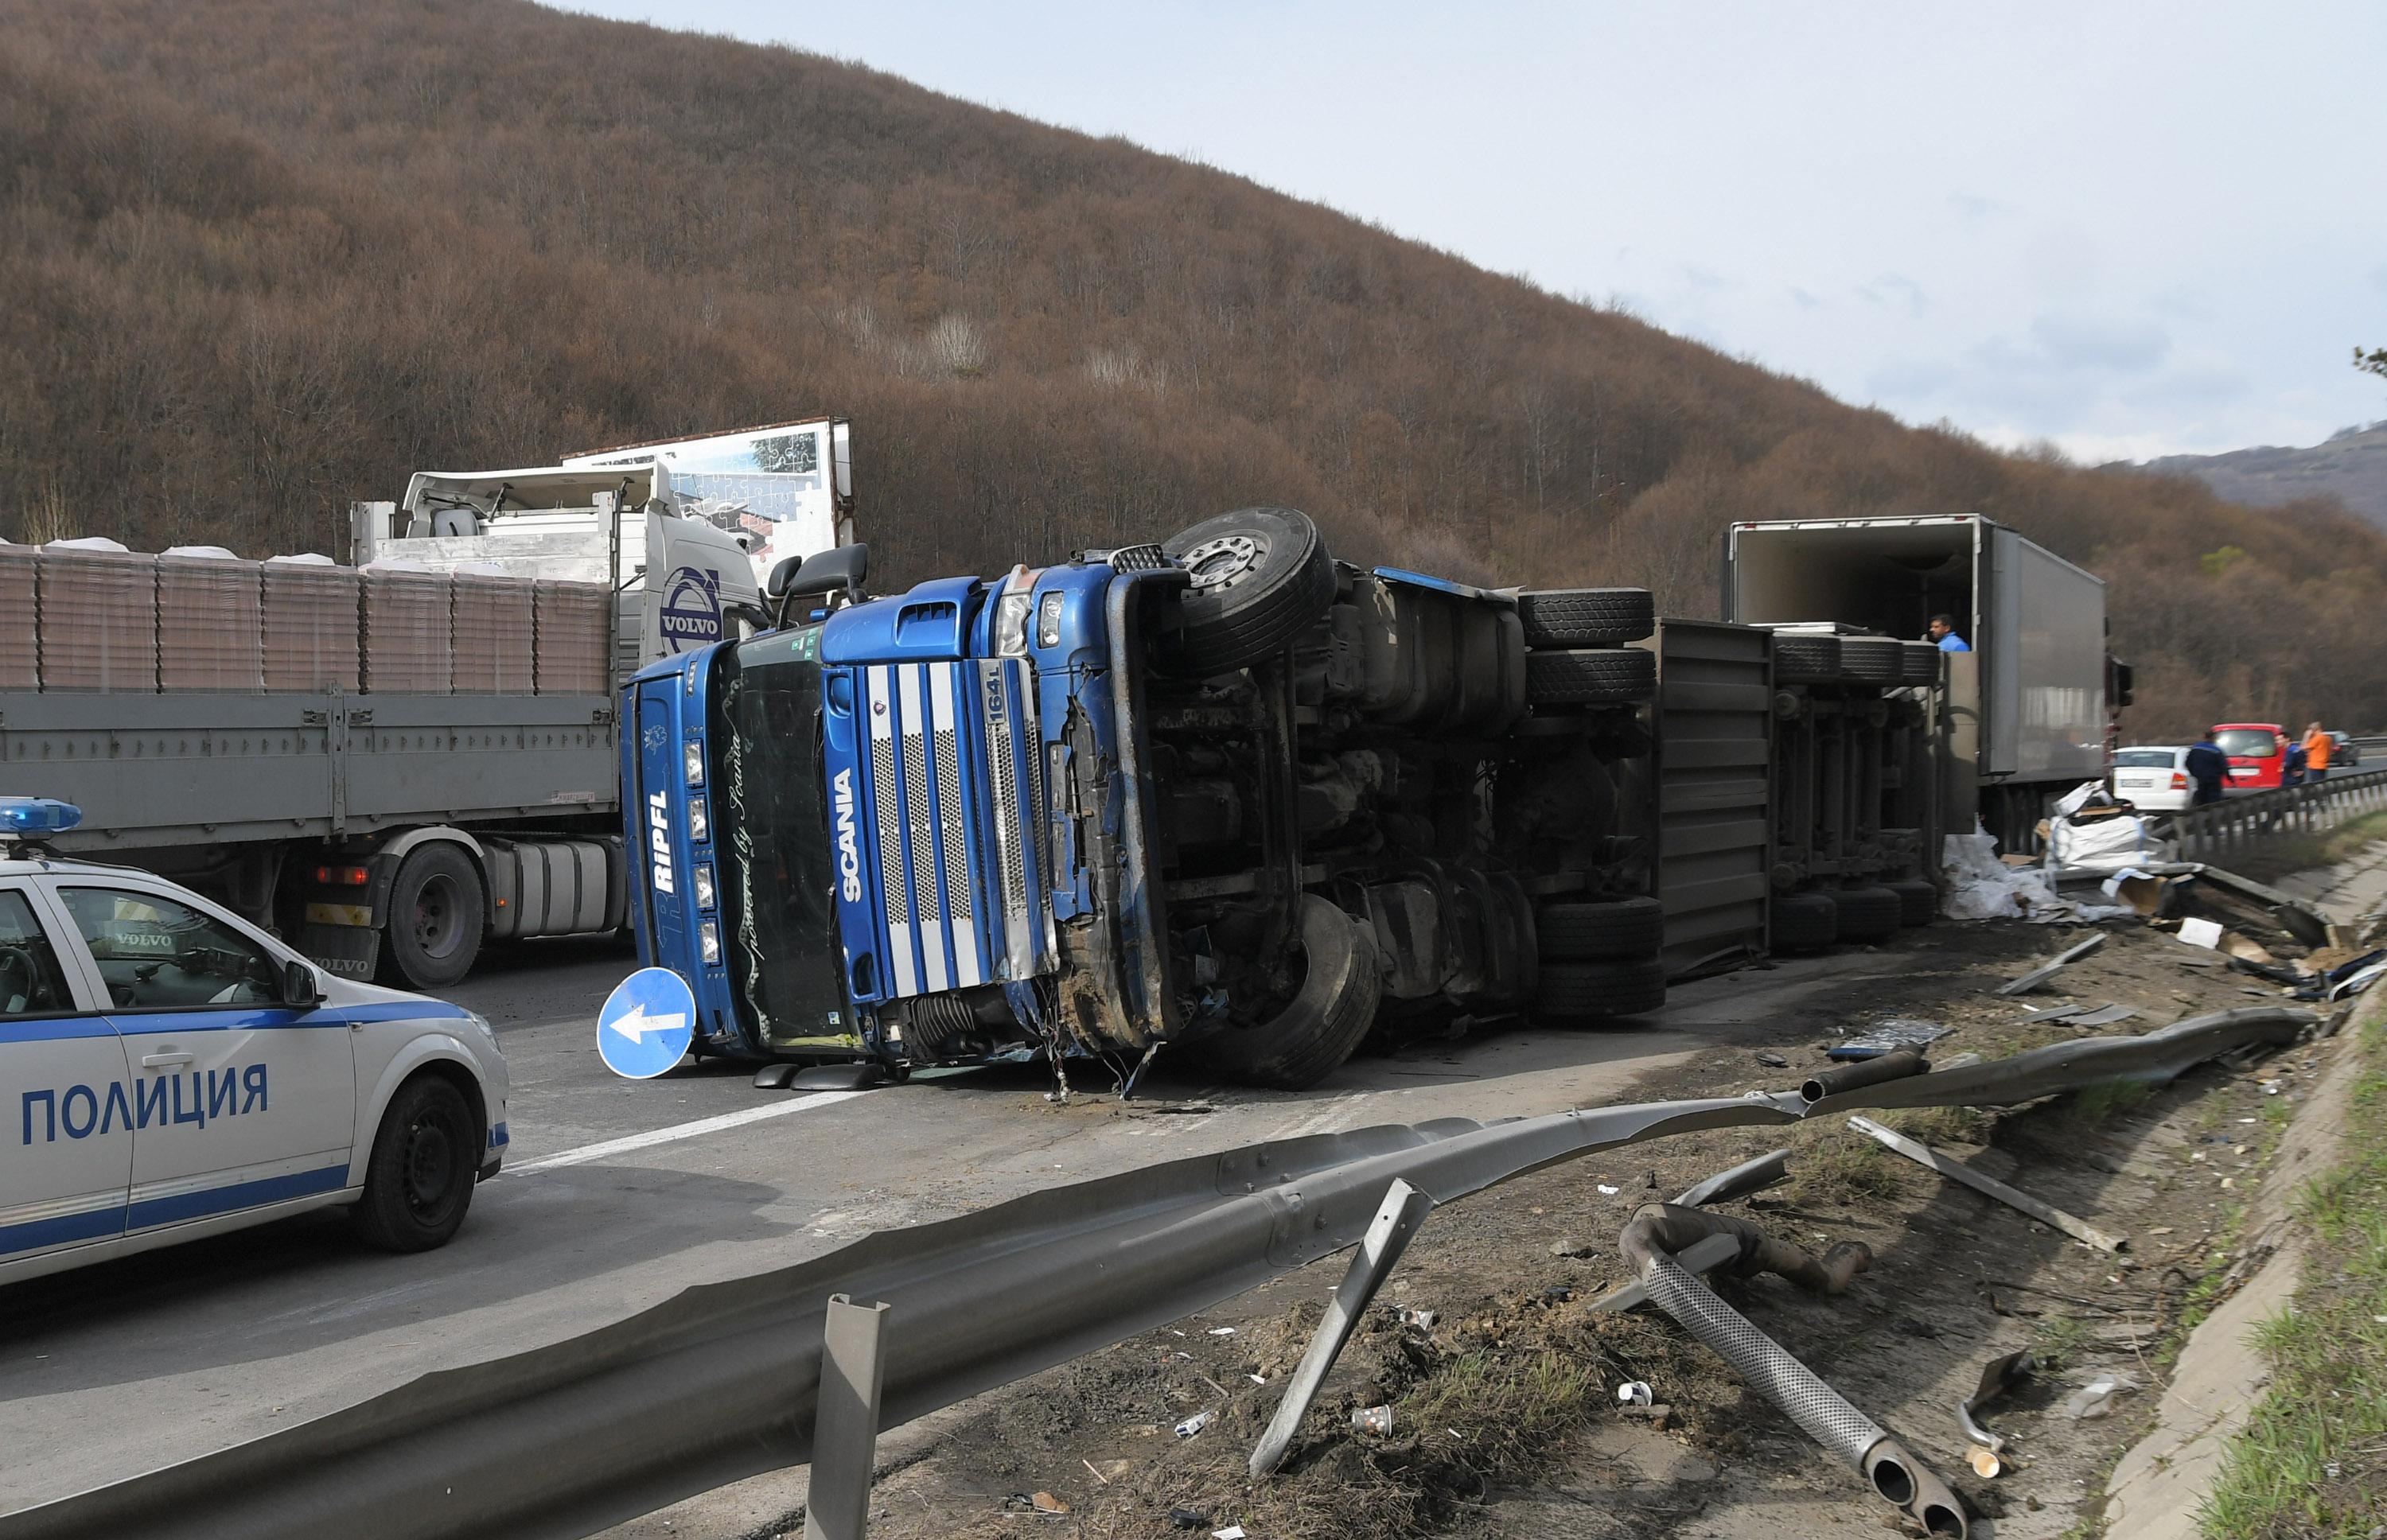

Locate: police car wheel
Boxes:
[352,1075,478,1253]
[380,843,485,990]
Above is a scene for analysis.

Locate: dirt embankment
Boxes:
[752,896,2348,1540]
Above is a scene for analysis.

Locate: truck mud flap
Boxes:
[298,920,381,980]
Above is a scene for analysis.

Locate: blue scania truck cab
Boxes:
[625,506,1665,1090]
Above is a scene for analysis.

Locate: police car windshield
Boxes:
[709,630,847,1050]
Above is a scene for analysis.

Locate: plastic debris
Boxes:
[1174,1411,1212,1437]
[1213,1527,1247,1540]
[1597,1184,1621,1195]
[1397,1307,1438,1328]
[2064,1375,2137,1419]
[1030,1491,1070,1514]
[1351,1404,1394,1434]
[1207,1327,1236,1336]
[1968,1445,2003,1479]
[1830,1018,1951,1060]
[1615,1380,1654,1406]
[1168,1509,1208,1530]
[2179,917,2224,949]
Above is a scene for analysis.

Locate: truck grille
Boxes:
[856,659,1052,1002]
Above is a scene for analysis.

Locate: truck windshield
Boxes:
[710,629,851,1050]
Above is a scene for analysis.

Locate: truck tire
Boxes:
[1771,890,1838,952]
[1524,647,1656,708]
[1838,636,1906,686]
[382,843,485,990]
[1517,588,1655,648]
[1770,634,1842,685]
[1536,958,1667,1020]
[1886,877,1938,927]
[1536,896,1665,960]
[351,1073,479,1253]
[1899,641,1941,686]
[1827,885,1902,943]
[1158,507,1336,676]
[1197,895,1380,1090]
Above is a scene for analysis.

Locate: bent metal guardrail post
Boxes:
[0,1008,2315,1540]
[1249,1176,1435,1479]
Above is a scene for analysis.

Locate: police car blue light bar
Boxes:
[0,797,82,836]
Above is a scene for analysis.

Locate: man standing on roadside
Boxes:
[1928,614,1970,652]
[2185,730,2229,806]
[2302,721,2331,783]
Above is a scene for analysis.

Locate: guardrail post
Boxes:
[805,1295,892,1540]
[1249,1177,1436,1479]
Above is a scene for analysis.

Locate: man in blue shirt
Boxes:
[1929,614,1971,652]
[2183,731,2229,806]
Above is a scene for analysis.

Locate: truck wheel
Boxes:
[1827,885,1903,943]
[1771,890,1838,952]
[1770,634,1842,685]
[1158,507,1337,676]
[1536,958,1667,1020]
[1536,896,1665,960]
[381,843,485,990]
[1517,588,1654,648]
[1886,877,1938,926]
[1898,641,1941,686]
[351,1074,478,1253]
[1837,636,1906,686]
[1197,895,1380,1091]
[1524,648,1656,708]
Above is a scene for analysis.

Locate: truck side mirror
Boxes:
[283,959,324,1009]
[766,554,805,600]
[790,543,869,605]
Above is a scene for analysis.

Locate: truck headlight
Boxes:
[1036,590,1065,648]
[684,740,706,788]
[995,591,1033,656]
[698,920,722,965]
[687,796,708,842]
[693,861,717,910]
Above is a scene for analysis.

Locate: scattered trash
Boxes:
[2178,916,2225,949]
[1551,1238,1595,1258]
[1174,1411,1212,1438]
[1996,932,2109,996]
[1351,1404,1394,1434]
[1213,1527,1247,1540]
[1755,1049,1791,1068]
[1955,1348,2035,1459]
[1167,1509,1208,1530]
[1830,1018,1951,1060]
[2192,865,2331,947]
[2020,1002,2089,1022]
[1248,1374,1267,1386]
[1398,1307,1438,1328]
[2219,933,2282,967]
[1206,1327,1236,1336]
[1849,1115,2128,1252]
[1968,1445,2003,1479]
[1596,1184,1621,1196]
[1615,1380,1654,1406]
[1081,1458,1110,1486]
[2064,1374,2138,1419]
[1030,1491,1070,1515]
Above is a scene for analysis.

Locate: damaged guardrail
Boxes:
[2167,765,2387,861]
[0,1007,2319,1540]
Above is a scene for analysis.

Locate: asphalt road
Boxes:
[0,938,1882,1519]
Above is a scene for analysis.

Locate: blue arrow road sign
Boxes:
[598,966,697,1079]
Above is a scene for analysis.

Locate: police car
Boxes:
[1,799,509,1285]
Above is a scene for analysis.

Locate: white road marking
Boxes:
[506,1091,868,1175]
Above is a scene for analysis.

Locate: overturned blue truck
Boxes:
[625,508,2101,1089]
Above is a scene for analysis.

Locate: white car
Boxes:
[1,799,508,1285]
[2111,746,2196,811]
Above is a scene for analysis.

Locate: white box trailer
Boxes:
[1721,515,2119,847]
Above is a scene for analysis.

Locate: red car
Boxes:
[2213,722,2288,789]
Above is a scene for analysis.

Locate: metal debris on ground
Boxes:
[1849,1115,2128,1252]
[1586,1231,1740,1315]
[1954,1349,2035,1467]
[2066,1004,2142,1028]
[1755,1050,1791,1068]
[1351,1405,1394,1434]
[1174,1411,1211,1438]
[1672,1147,1792,1208]
[1996,931,2109,996]
[1829,1017,1951,1059]
[1615,1380,1654,1406]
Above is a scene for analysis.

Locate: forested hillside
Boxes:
[2,0,2381,735]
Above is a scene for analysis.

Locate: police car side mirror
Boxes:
[282,959,324,1009]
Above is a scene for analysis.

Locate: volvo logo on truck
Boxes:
[658,566,722,654]
[832,769,863,902]
[648,791,676,895]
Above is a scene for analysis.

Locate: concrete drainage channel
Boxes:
[4,1009,2319,1540]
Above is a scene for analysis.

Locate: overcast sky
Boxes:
[567,2,2385,461]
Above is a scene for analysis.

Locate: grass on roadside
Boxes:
[2213,805,2387,885]
[2198,1017,2387,1540]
